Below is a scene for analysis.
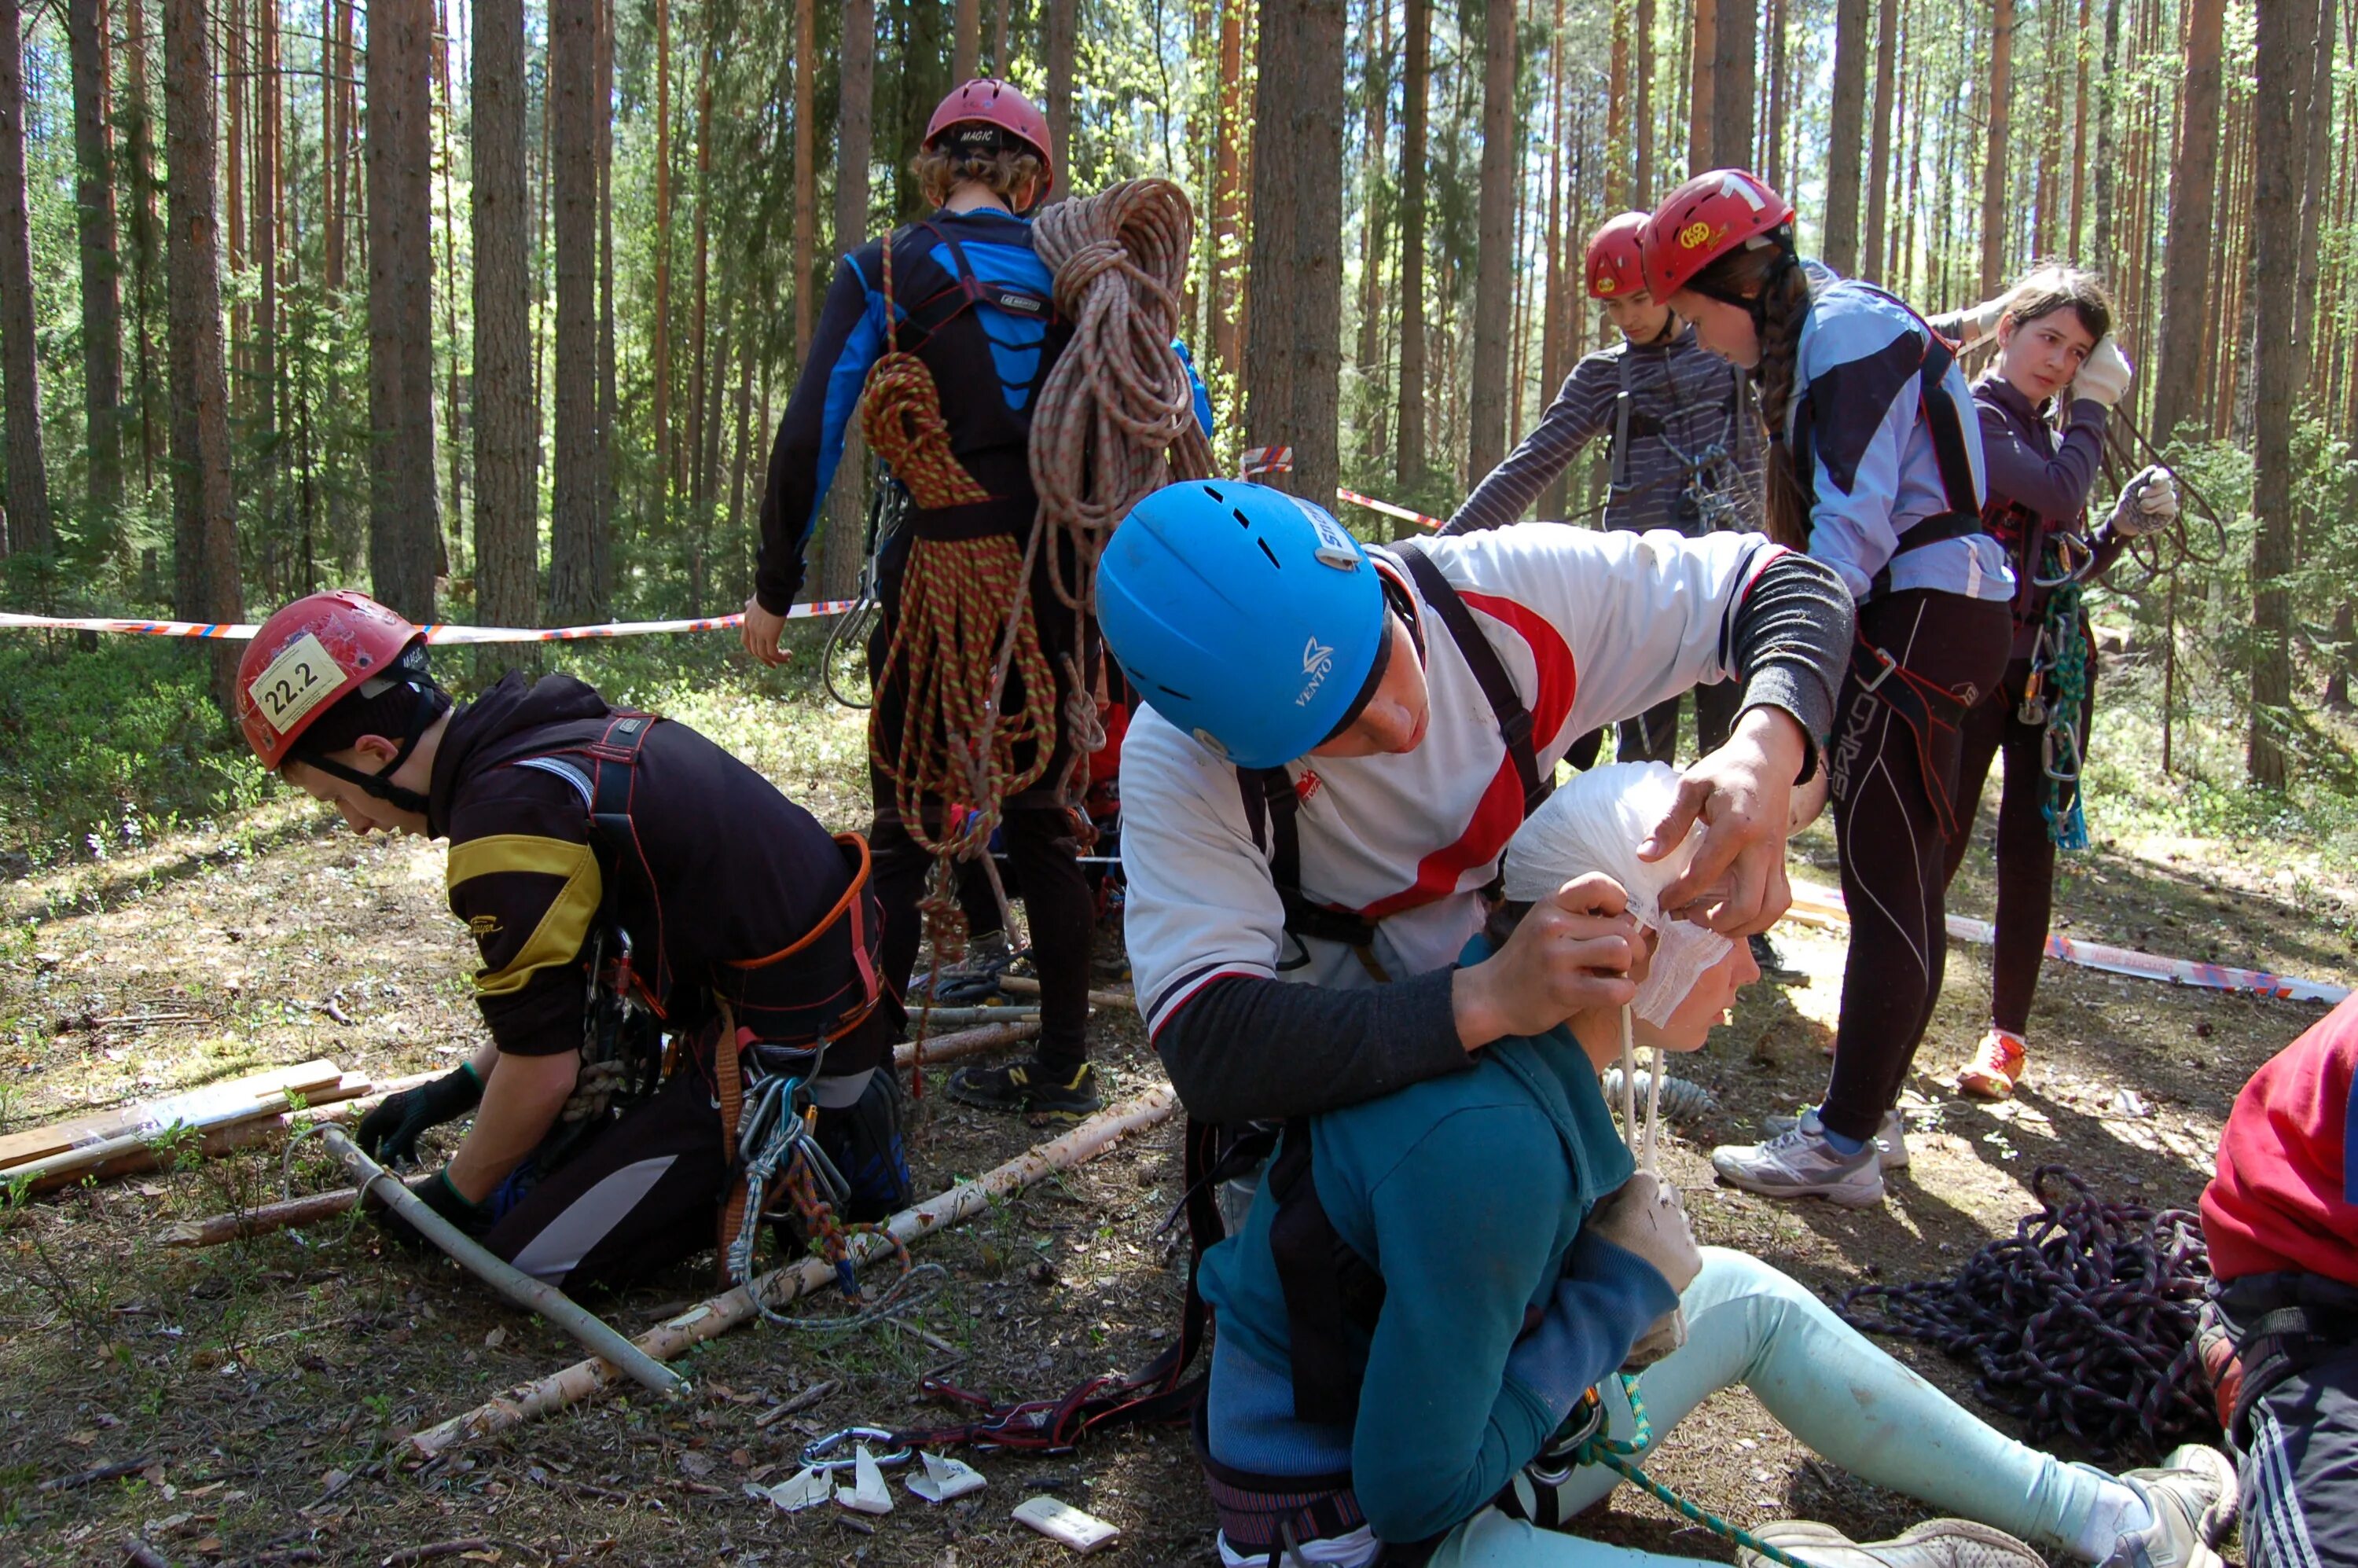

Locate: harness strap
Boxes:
[1395,546,1550,817]
[889,219,1061,351]
[712,1002,751,1280]
[1265,1118,1388,1427]
[1847,635,1976,840]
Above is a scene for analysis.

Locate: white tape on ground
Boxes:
[0,600,857,644]
[1784,879,2349,1004]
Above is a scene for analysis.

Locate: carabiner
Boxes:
[800,1427,913,1473]
[2033,532,2094,589]
[2042,722,2083,784]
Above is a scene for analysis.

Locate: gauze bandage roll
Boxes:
[1500,762,1737,1028]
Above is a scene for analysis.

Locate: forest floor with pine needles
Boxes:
[0,638,2351,1566]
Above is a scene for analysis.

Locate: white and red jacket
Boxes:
[1120,523,1853,1126]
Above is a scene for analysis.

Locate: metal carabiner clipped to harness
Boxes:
[800,1427,914,1473]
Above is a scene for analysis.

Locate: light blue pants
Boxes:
[1427,1247,2109,1567]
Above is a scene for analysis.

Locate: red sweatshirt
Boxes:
[2202,993,2358,1287]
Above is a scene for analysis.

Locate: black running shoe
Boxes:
[946,1058,1102,1121]
[813,1069,914,1221]
[1750,931,1808,985]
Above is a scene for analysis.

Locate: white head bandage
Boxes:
[1500,762,1738,1028]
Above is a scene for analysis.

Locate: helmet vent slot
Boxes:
[1155,683,1193,700]
[1203,485,1225,502]
[1232,508,1254,530]
[1256,538,1281,569]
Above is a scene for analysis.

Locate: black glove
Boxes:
[356,1063,483,1166]
[373,1169,493,1251]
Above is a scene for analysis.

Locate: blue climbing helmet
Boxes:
[1098,481,1389,769]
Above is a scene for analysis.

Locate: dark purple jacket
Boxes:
[1972,374,2128,658]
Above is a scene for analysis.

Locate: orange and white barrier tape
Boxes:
[1335,487,1443,531]
[0,600,858,644]
[1784,879,2349,1005]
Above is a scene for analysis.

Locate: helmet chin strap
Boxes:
[294,685,447,819]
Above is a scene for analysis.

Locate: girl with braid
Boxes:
[1921,268,2178,1101]
[1638,171,2015,1209]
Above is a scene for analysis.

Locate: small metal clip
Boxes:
[799,1427,913,1473]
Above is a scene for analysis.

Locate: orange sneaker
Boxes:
[1956,1028,2028,1100]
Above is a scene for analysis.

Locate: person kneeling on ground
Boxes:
[1193,761,2238,1568]
[237,591,912,1294]
[2200,990,2358,1566]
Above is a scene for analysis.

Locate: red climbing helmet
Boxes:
[236,590,427,769]
[1640,168,1797,302]
[1585,212,1651,300]
[925,79,1056,202]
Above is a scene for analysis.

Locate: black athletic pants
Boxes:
[484,1065,730,1293]
[1820,589,2014,1144]
[1941,644,2096,1037]
[865,527,1094,1073]
[2214,1272,2358,1568]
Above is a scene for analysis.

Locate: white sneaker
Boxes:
[1712,1121,1886,1207]
[1764,1105,1909,1170]
[2092,1445,2239,1568]
[1741,1519,2047,1568]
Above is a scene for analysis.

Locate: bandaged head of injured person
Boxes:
[1498,762,1737,1028]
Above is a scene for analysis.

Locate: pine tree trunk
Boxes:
[260,0,288,581]
[163,0,238,696]
[2247,0,2308,788]
[0,0,52,558]
[1044,0,1074,203]
[548,0,601,623]
[953,0,979,80]
[473,0,537,646]
[432,0,461,561]
[792,0,815,358]
[1764,0,1787,187]
[2068,0,2091,254]
[2092,0,2121,270]
[1633,0,1654,202]
[2293,0,2334,389]
[1211,0,1247,385]
[815,0,873,603]
[1607,0,1628,204]
[1395,0,1428,490]
[1861,0,1897,279]
[1467,0,1516,479]
[365,0,439,619]
[596,0,615,556]
[688,36,711,515]
[1689,0,1716,174]
[67,0,125,523]
[2149,0,2224,445]
[1979,0,2014,297]
[990,0,1011,73]
[1822,0,1870,274]
[1353,0,1390,463]
[653,0,674,499]
[1244,0,1345,509]
[1708,0,1751,170]
[123,0,162,493]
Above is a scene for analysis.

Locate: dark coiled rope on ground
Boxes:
[1837,1165,2214,1462]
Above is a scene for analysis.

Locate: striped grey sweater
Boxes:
[1442,324,1765,538]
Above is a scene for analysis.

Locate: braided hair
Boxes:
[1685,239,1815,551]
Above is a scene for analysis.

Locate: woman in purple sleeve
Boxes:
[1928,267,2178,1101]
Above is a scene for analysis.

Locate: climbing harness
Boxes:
[1839,1165,2214,1461]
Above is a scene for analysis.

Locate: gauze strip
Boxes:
[1499,762,1737,1028]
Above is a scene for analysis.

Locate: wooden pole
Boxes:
[317,1128,688,1400]
[160,1170,438,1247]
[160,1025,1041,1248]
[994,975,1138,1012]
[406,1085,1179,1457]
